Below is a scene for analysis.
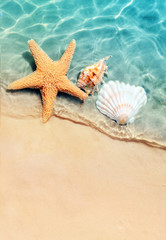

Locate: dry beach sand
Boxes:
[0,114,166,240]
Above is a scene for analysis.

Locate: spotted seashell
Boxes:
[77,56,111,95]
[96,80,147,125]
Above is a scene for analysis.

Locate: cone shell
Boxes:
[96,81,147,125]
[77,56,111,95]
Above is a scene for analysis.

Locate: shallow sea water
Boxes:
[0,0,166,147]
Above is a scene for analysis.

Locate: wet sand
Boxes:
[0,115,166,240]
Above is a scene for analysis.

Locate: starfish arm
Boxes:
[28,40,53,70]
[7,71,43,90]
[58,76,88,101]
[57,39,76,75]
[41,86,58,123]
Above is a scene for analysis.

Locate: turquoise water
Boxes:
[1,0,166,147]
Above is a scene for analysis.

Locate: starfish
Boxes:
[8,39,88,122]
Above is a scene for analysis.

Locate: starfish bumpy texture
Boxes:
[8,39,88,122]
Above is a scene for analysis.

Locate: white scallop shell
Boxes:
[96,81,147,125]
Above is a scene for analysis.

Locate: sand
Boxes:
[0,115,166,240]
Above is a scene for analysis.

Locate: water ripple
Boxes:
[1,0,166,146]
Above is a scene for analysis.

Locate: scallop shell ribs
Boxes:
[96,81,147,125]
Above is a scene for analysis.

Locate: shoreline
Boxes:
[1,86,166,149]
[1,114,166,240]
[52,114,166,150]
[2,111,166,150]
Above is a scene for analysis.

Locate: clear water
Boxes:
[0,0,166,147]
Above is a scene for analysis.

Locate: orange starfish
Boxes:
[8,39,88,122]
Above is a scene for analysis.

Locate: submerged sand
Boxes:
[0,115,166,240]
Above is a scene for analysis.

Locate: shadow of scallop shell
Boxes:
[96,80,147,125]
